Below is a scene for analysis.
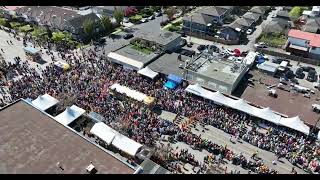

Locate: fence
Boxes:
[184,31,239,45]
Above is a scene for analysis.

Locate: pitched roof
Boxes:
[242,12,261,22]
[15,6,79,30]
[183,13,213,25]
[263,18,291,34]
[234,17,254,27]
[199,6,229,17]
[250,6,268,14]
[288,29,320,47]
[67,13,100,30]
[276,10,290,18]
[303,18,320,33]
[228,21,246,31]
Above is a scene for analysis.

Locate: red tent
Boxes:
[234,49,241,57]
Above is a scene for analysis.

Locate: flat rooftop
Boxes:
[188,56,247,85]
[0,100,135,174]
[114,45,159,65]
[137,30,181,46]
[240,69,320,127]
[148,52,190,77]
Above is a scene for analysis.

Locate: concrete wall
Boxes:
[184,70,233,94]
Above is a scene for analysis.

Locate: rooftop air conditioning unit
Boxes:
[86,163,97,174]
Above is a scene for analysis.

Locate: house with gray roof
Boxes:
[276,10,291,21]
[302,18,320,34]
[182,6,234,37]
[263,18,293,34]
[250,6,269,15]
[242,12,262,23]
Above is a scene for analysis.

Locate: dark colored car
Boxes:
[123,33,134,39]
[93,38,106,46]
[186,42,193,48]
[307,70,317,82]
[180,39,187,47]
[302,66,315,72]
[197,45,207,51]
[295,67,305,79]
[272,58,283,64]
[284,70,295,79]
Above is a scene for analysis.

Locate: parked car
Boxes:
[208,45,219,53]
[155,11,162,17]
[93,38,106,46]
[140,18,148,23]
[295,67,305,79]
[254,42,267,48]
[180,39,187,47]
[307,70,317,82]
[197,45,207,51]
[148,15,155,20]
[187,42,193,48]
[246,29,253,35]
[123,33,134,39]
[301,66,315,72]
[123,17,129,23]
[271,14,277,18]
[272,58,283,64]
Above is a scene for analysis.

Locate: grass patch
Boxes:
[0,18,7,26]
[129,14,143,23]
[258,33,287,48]
[19,25,33,32]
[9,22,22,29]
[131,42,153,55]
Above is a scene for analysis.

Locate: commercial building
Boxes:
[0,100,137,174]
[184,53,249,94]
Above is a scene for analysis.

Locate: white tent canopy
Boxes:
[31,93,59,111]
[107,52,144,70]
[112,133,143,156]
[54,105,86,126]
[110,83,147,102]
[255,107,281,125]
[138,66,159,79]
[318,131,320,140]
[244,51,257,66]
[279,116,310,135]
[185,83,285,127]
[90,122,117,145]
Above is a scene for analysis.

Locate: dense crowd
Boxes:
[1,28,319,174]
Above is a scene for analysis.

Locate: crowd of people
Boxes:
[1,27,319,174]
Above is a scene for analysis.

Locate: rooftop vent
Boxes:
[86,162,97,174]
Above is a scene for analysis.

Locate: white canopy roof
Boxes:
[90,122,116,145]
[138,66,159,79]
[31,93,59,111]
[107,52,144,70]
[112,134,143,156]
[279,116,310,135]
[318,130,320,140]
[54,105,86,126]
[244,51,257,66]
[185,84,283,126]
[110,83,147,102]
[255,107,281,125]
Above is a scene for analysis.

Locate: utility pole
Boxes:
[189,14,192,43]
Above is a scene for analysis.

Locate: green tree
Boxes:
[0,18,7,26]
[289,6,302,21]
[83,18,95,40]
[51,31,65,42]
[100,14,113,34]
[114,9,124,26]
[166,7,177,21]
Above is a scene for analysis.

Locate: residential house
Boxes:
[250,6,269,15]
[286,29,320,59]
[229,18,255,31]
[242,12,262,24]
[94,6,128,16]
[302,18,320,34]
[302,6,320,18]
[263,18,292,34]
[276,10,291,21]
[182,6,234,37]
[0,6,25,20]
[14,6,103,41]
[218,26,241,44]
[283,6,293,11]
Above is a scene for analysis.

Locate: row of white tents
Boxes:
[185,83,311,135]
[90,122,143,157]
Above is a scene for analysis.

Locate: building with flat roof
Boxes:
[184,53,248,94]
[108,45,161,70]
[0,100,136,174]
[134,30,182,52]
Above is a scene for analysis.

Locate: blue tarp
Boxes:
[257,56,265,64]
[23,46,40,54]
[164,80,177,89]
[167,74,183,84]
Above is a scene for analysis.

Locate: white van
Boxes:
[278,61,288,71]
